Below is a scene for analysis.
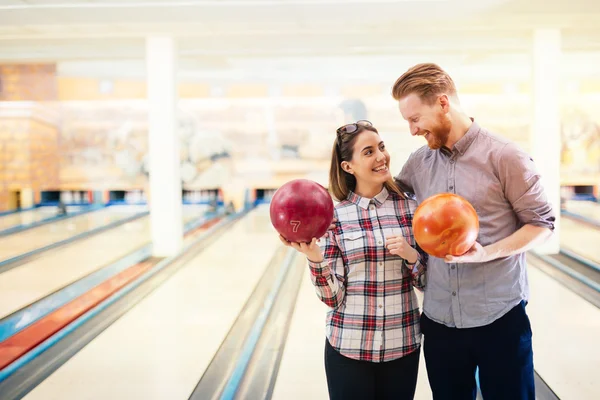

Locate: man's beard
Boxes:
[426,114,452,150]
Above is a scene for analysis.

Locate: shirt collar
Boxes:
[440,118,480,157]
[347,186,390,210]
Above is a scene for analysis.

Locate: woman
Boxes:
[279,120,428,399]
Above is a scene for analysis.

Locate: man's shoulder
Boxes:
[407,144,435,163]
[476,125,515,150]
[397,144,434,189]
[474,125,535,168]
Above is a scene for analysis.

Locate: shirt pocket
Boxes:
[338,230,366,278]
[339,230,365,255]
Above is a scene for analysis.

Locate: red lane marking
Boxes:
[0,260,154,370]
[0,216,222,370]
[186,217,222,237]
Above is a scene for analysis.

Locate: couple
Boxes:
[279,63,556,400]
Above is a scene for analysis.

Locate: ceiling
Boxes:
[1,0,600,82]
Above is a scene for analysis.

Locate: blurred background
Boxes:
[1,0,599,210]
[0,1,599,400]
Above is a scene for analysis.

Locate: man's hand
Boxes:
[444,242,488,263]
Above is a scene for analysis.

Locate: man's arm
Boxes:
[484,224,552,259]
[446,224,552,263]
[447,142,555,263]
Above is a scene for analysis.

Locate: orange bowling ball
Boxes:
[413,193,479,258]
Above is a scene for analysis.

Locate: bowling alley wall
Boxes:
[1,63,599,212]
[0,65,61,210]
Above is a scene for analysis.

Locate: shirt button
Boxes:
[450,159,455,164]
[379,304,383,308]
[452,291,457,296]
[379,262,383,267]
[451,265,455,270]
[369,205,375,210]
[377,240,382,245]
[449,186,454,190]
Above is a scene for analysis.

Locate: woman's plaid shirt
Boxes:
[308,187,427,363]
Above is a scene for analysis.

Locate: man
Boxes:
[391,63,555,400]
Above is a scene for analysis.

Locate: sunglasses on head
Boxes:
[336,120,373,137]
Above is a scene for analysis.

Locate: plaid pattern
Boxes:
[308,187,427,363]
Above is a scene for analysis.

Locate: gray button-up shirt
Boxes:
[396,120,555,328]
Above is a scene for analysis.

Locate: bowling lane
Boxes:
[0,205,146,264]
[564,200,600,222]
[0,206,88,232]
[0,205,207,320]
[526,258,600,399]
[23,205,281,400]
[560,217,600,264]
[270,270,336,400]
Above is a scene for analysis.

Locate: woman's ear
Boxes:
[341,161,353,175]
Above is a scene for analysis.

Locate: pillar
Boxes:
[19,188,34,209]
[531,29,561,254]
[146,36,183,257]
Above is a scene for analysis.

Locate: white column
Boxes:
[19,188,34,209]
[531,29,561,254]
[266,85,280,161]
[146,36,183,257]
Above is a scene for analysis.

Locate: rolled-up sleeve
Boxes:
[498,142,555,230]
[406,243,428,290]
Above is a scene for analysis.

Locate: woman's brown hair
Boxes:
[329,123,405,202]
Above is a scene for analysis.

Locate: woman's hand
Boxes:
[279,235,324,263]
[385,235,418,264]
